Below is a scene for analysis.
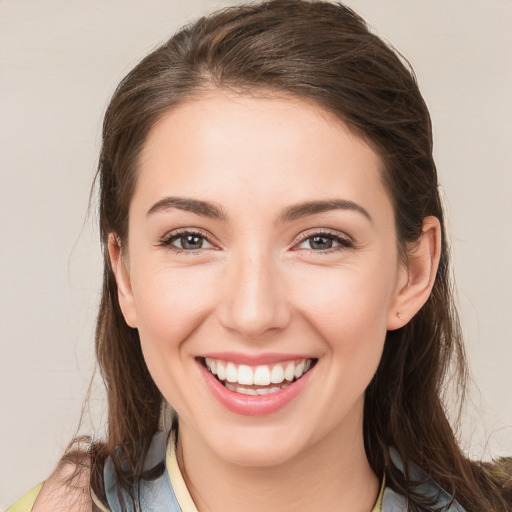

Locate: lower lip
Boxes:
[199,362,313,416]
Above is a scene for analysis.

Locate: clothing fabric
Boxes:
[103,432,467,512]
[102,431,384,512]
[6,483,43,512]
[382,448,466,511]
[8,431,466,512]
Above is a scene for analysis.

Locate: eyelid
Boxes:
[292,228,354,251]
[159,227,219,251]
[295,228,352,242]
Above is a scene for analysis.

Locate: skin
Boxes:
[36,90,441,512]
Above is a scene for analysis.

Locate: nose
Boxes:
[218,248,291,339]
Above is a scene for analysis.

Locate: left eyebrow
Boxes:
[146,196,227,220]
[277,199,373,224]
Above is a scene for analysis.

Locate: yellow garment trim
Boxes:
[373,474,385,512]
[91,488,111,512]
[6,482,44,512]
[167,434,199,512]
[6,482,110,512]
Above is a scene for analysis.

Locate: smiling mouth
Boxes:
[200,357,317,395]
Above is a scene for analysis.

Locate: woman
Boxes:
[9,1,511,511]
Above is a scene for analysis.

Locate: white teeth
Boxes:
[254,365,271,386]
[216,361,226,381]
[256,387,280,395]
[284,362,295,381]
[225,383,284,396]
[209,358,217,375]
[294,360,305,379]
[270,365,284,384]
[237,365,254,385]
[205,357,313,391]
[226,362,238,383]
[225,383,258,395]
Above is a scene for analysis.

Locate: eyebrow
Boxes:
[146,196,372,224]
[277,199,372,224]
[147,196,227,220]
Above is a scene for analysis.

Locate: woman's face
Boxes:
[113,90,409,467]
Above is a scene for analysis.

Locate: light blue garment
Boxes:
[104,432,181,512]
[104,432,467,512]
[381,448,467,511]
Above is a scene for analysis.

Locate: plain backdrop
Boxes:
[1,0,511,508]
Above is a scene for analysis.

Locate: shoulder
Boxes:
[31,458,92,512]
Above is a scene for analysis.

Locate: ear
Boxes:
[108,233,138,328]
[387,216,442,330]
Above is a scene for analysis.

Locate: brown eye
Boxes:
[295,231,352,252]
[161,230,214,252]
[177,234,204,250]
[309,235,334,250]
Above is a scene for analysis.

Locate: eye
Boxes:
[160,229,214,252]
[295,231,353,252]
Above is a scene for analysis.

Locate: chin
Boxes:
[206,424,312,468]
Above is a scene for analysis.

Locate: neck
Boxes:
[176,413,379,512]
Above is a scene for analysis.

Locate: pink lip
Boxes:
[198,359,314,416]
[200,352,310,365]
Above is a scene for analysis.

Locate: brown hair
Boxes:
[83,1,511,509]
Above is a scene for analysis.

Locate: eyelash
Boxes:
[159,229,213,254]
[294,230,354,253]
[159,228,353,254]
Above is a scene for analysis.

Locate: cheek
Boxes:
[129,264,220,410]
[293,263,396,349]
[131,265,217,353]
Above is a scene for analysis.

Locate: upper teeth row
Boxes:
[204,358,312,386]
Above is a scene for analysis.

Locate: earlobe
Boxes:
[108,233,138,328]
[387,216,441,330]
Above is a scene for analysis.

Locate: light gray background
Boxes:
[1,0,511,508]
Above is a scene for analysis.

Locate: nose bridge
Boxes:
[220,243,290,338]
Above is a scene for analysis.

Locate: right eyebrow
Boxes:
[146,196,227,220]
[277,198,373,225]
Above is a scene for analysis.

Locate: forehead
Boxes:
[134,90,391,223]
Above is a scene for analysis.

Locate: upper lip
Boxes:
[198,352,315,366]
